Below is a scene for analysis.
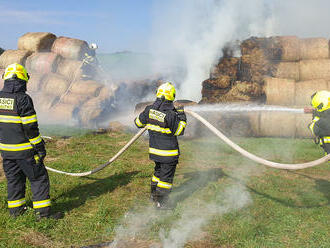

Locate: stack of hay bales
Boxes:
[0,32,118,126]
[201,36,330,138]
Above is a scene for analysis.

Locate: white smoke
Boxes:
[149,0,275,101]
[149,0,330,102]
[160,184,251,248]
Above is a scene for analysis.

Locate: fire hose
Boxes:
[45,110,330,176]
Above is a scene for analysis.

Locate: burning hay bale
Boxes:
[42,73,70,96]
[0,49,32,68]
[18,32,56,52]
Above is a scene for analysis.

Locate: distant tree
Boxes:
[0,47,4,55]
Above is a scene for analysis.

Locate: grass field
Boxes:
[0,128,329,248]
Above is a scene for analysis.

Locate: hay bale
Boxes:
[18,32,56,52]
[259,112,296,137]
[56,58,83,81]
[205,76,231,89]
[300,38,329,60]
[78,97,103,125]
[0,50,32,68]
[51,36,89,60]
[27,73,46,93]
[61,93,90,105]
[70,80,103,97]
[42,73,70,96]
[273,62,299,81]
[97,85,118,101]
[50,103,77,122]
[299,59,330,81]
[296,113,313,138]
[0,69,4,90]
[295,79,328,106]
[33,93,59,112]
[269,36,300,61]
[25,52,61,74]
[264,77,295,105]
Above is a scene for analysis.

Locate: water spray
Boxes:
[45,105,327,176]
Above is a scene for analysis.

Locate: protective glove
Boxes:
[34,140,46,164]
[176,106,186,121]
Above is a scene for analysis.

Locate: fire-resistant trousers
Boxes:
[151,161,177,200]
[3,156,51,216]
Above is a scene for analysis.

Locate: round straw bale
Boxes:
[295,79,328,106]
[56,58,83,81]
[271,36,300,61]
[61,93,90,105]
[98,84,118,101]
[78,98,103,125]
[51,37,89,60]
[299,59,330,81]
[18,32,56,52]
[50,103,77,122]
[299,38,329,60]
[42,73,70,96]
[295,113,313,138]
[27,73,46,93]
[0,69,4,90]
[70,80,103,96]
[273,62,299,81]
[25,52,61,74]
[33,93,59,112]
[259,112,296,137]
[264,77,295,105]
[0,50,32,68]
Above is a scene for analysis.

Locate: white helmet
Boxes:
[89,43,98,50]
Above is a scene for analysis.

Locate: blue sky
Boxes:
[0,0,154,53]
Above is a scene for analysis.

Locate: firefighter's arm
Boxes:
[19,95,46,158]
[170,106,187,136]
[134,108,147,128]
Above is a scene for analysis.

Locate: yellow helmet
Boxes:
[311,90,330,112]
[2,63,29,82]
[156,82,176,101]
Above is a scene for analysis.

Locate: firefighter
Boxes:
[0,63,62,220]
[134,82,187,209]
[81,43,99,80]
[308,90,330,154]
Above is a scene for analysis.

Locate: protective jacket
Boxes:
[0,79,45,159]
[135,98,187,163]
[309,109,330,154]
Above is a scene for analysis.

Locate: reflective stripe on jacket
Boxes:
[134,98,186,163]
[0,79,44,159]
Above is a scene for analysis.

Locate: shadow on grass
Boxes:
[288,171,330,205]
[53,171,139,212]
[171,168,224,207]
[223,172,330,208]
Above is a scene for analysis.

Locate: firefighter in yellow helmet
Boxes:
[134,82,187,209]
[308,90,330,154]
[0,63,62,220]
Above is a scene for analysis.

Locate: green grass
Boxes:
[0,131,329,247]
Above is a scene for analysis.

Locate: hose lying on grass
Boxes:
[45,110,330,176]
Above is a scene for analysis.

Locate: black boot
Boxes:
[10,206,27,218]
[35,208,64,221]
[155,193,172,210]
[150,181,158,203]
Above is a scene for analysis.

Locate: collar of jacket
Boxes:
[2,79,27,93]
[153,98,174,111]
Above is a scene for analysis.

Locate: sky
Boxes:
[2,0,330,100]
[0,0,154,53]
